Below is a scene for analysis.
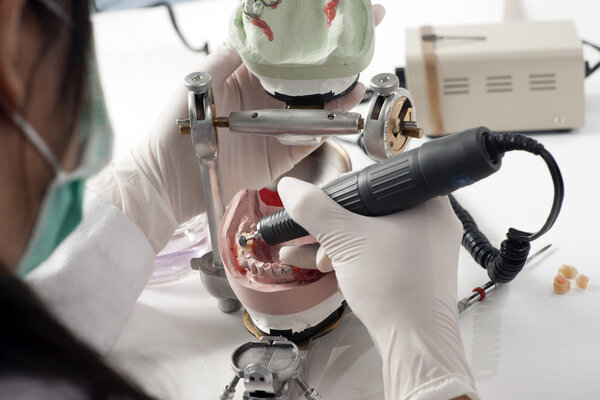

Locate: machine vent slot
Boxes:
[529,73,556,91]
[442,77,469,95]
[485,75,512,93]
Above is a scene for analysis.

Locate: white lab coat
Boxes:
[26,191,156,354]
[0,192,154,399]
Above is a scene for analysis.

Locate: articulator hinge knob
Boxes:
[370,73,400,96]
[184,72,211,93]
[363,74,422,161]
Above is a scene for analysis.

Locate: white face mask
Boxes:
[0,1,113,276]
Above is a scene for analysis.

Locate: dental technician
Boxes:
[0,1,477,399]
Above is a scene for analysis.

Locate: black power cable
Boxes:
[149,2,209,54]
[583,39,600,78]
[450,132,564,283]
[92,0,210,54]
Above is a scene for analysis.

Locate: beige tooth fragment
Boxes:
[576,274,589,289]
[553,274,570,295]
[559,264,578,279]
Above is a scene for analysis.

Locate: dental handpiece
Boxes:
[239,126,502,247]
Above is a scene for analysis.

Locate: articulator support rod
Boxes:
[182,72,241,313]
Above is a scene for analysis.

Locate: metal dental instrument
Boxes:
[457,280,502,315]
[180,72,422,313]
[457,244,553,314]
[238,233,259,248]
[237,129,563,290]
[239,126,504,247]
[421,34,487,42]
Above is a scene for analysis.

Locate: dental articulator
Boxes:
[175,1,565,398]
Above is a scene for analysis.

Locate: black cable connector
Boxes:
[93,1,210,55]
[450,132,564,283]
[151,2,210,54]
[583,39,600,78]
[450,196,532,283]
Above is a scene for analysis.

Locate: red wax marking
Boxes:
[324,0,339,26]
[250,235,272,262]
[269,2,279,9]
[231,245,247,273]
[250,17,274,41]
[292,267,326,282]
[472,286,486,301]
[259,188,284,207]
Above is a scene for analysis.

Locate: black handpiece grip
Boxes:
[257,127,502,246]
[257,170,366,245]
[257,209,310,245]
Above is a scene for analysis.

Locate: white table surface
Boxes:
[94,1,600,398]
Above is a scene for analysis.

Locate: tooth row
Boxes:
[240,256,293,277]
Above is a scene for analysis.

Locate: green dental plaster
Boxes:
[230,0,375,80]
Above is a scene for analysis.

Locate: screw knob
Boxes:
[370,73,399,96]
[184,72,211,93]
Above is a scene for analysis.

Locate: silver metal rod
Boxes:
[228,109,362,136]
[458,244,552,314]
[422,34,486,41]
[199,158,226,270]
[458,281,500,314]
[185,73,227,272]
[219,375,240,400]
[295,377,322,400]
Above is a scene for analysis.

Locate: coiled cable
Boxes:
[450,132,564,283]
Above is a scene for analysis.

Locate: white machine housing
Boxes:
[405,20,585,136]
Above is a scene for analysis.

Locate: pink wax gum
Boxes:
[218,189,339,315]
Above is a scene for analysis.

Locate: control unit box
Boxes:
[405,20,585,136]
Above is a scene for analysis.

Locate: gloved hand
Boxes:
[88,6,385,253]
[278,177,479,400]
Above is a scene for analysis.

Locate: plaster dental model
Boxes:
[230,0,375,103]
[218,189,344,339]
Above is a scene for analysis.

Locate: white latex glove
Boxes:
[88,6,386,253]
[278,177,479,400]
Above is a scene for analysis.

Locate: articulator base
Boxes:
[220,336,321,400]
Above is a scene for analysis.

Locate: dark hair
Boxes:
[0,2,155,398]
[26,0,91,151]
[0,265,155,399]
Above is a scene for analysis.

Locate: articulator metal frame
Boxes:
[178,72,422,313]
[220,336,320,400]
